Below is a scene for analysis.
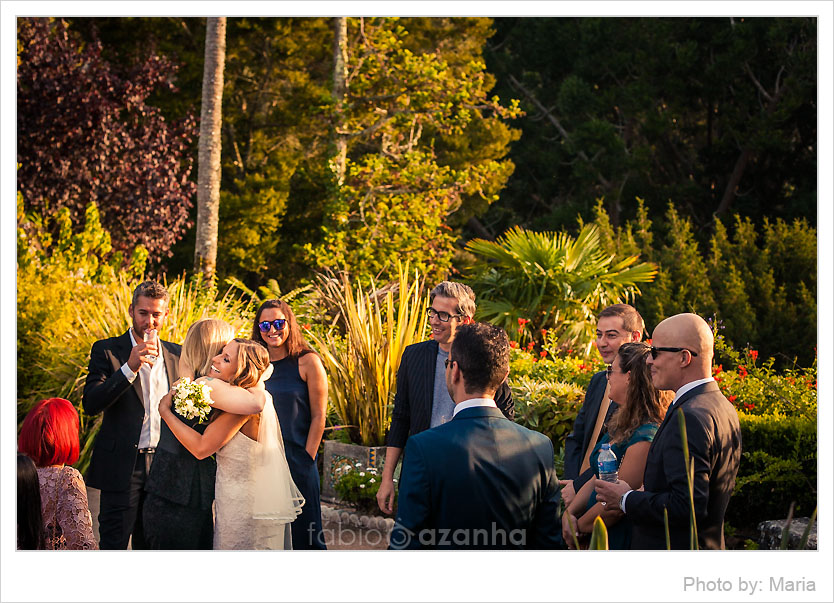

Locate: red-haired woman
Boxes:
[18,398,98,550]
[252,299,328,549]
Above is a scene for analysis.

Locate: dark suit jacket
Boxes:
[386,339,514,449]
[389,406,562,549]
[563,370,617,489]
[625,381,741,550]
[82,331,181,492]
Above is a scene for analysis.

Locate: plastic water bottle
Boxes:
[597,443,619,482]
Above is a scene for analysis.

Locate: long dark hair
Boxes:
[17,453,45,550]
[606,342,673,444]
[251,299,314,359]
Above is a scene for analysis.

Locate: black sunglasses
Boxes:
[650,346,699,359]
[605,364,613,379]
[444,358,456,369]
[258,319,288,333]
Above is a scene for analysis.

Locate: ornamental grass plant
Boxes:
[305,263,428,446]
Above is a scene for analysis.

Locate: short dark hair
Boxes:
[131,280,170,307]
[597,303,644,337]
[449,322,509,394]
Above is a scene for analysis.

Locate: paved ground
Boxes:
[86,487,387,550]
[321,518,389,550]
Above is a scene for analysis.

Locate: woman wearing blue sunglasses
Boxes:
[252,299,328,550]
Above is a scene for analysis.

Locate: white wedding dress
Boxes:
[213,391,305,550]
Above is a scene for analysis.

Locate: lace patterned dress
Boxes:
[37,466,98,550]
[213,432,292,550]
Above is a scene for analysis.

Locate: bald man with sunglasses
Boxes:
[376,281,514,515]
[595,313,742,549]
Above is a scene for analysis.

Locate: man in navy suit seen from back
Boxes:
[389,322,562,550]
[376,282,514,515]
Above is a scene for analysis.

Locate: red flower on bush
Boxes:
[713,364,723,375]
[748,349,759,361]
[744,403,755,411]
[509,341,518,349]
[738,366,748,379]
[540,329,548,336]
[302,323,311,331]
[517,318,530,326]
[727,395,737,403]
[714,376,722,383]
[540,351,547,358]
[526,342,535,351]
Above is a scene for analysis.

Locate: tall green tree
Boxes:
[304,17,521,283]
[194,17,226,280]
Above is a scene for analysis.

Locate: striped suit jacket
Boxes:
[385,340,514,449]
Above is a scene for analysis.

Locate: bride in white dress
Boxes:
[159,336,304,550]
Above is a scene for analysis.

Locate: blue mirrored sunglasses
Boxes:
[258,319,287,333]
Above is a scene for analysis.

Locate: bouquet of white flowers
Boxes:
[172,377,214,423]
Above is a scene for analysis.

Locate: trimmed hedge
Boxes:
[726,414,817,529]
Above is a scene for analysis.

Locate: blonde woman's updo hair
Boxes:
[229,338,270,389]
[180,319,236,378]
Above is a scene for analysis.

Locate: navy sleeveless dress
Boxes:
[265,355,326,549]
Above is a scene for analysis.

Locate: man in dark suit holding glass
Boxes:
[82,280,180,549]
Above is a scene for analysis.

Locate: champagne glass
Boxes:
[144,328,158,364]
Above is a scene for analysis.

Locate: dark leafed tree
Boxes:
[482,17,816,235]
[16,18,197,264]
[194,17,226,280]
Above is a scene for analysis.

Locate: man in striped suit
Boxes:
[376,281,514,514]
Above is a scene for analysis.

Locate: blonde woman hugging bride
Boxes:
[158,319,304,550]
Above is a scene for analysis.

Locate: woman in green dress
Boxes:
[562,342,673,549]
